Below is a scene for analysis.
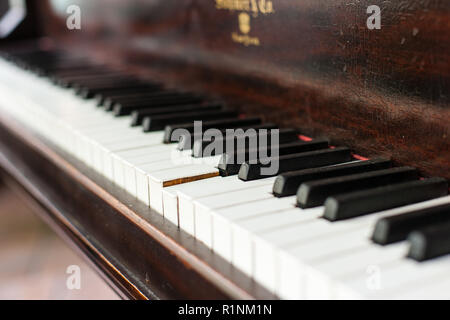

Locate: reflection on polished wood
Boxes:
[0,183,119,300]
[0,0,448,299]
[29,0,449,179]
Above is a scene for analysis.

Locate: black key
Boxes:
[112,95,204,115]
[192,128,300,158]
[130,103,224,125]
[84,84,160,100]
[102,91,181,110]
[103,90,195,108]
[57,74,131,88]
[297,167,419,209]
[219,139,329,176]
[142,110,238,132]
[324,177,448,221]
[40,62,99,75]
[372,201,450,245]
[94,86,163,105]
[171,118,266,146]
[73,79,144,94]
[55,70,124,81]
[408,221,450,261]
[72,80,146,97]
[273,158,392,198]
[82,87,149,101]
[239,147,352,182]
[50,66,111,79]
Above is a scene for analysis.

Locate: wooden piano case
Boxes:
[0,0,448,299]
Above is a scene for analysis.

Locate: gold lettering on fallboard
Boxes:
[215,0,275,46]
[239,13,251,34]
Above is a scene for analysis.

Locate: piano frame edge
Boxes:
[0,113,276,300]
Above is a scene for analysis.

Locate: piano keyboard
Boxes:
[0,48,449,299]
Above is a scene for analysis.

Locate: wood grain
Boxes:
[32,0,449,179]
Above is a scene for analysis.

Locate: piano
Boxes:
[0,0,448,299]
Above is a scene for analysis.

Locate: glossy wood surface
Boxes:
[0,0,448,300]
[33,0,449,179]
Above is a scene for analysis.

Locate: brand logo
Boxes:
[215,0,275,46]
[239,13,251,34]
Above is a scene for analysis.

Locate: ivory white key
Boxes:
[236,197,442,295]
[392,268,450,299]
[175,177,276,236]
[119,148,190,196]
[277,196,450,299]
[134,155,221,206]
[148,163,221,213]
[342,254,450,299]
[112,146,175,186]
[207,196,297,262]
[161,176,239,227]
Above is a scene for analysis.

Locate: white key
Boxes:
[120,148,192,196]
[161,176,247,227]
[178,177,276,237]
[392,265,450,299]
[135,157,220,206]
[277,196,450,299]
[212,196,297,263]
[148,164,221,213]
[344,254,450,299]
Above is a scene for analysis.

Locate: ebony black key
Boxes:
[111,95,204,114]
[273,158,392,197]
[130,103,224,125]
[297,167,419,209]
[142,110,238,132]
[192,128,300,158]
[219,139,329,176]
[408,221,450,261]
[324,177,448,221]
[103,91,182,110]
[239,147,352,182]
[83,84,161,100]
[171,118,267,146]
[73,78,145,94]
[103,91,194,108]
[50,66,111,79]
[372,201,450,245]
[94,86,163,105]
[33,60,95,74]
[71,81,147,98]
[55,70,124,81]
[57,74,131,88]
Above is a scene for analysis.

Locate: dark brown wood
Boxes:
[0,113,276,300]
[30,0,448,179]
[0,0,448,299]
[0,0,45,41]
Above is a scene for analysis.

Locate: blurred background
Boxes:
[0,180,119,300]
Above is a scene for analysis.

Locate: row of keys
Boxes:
[0,47,448,299]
